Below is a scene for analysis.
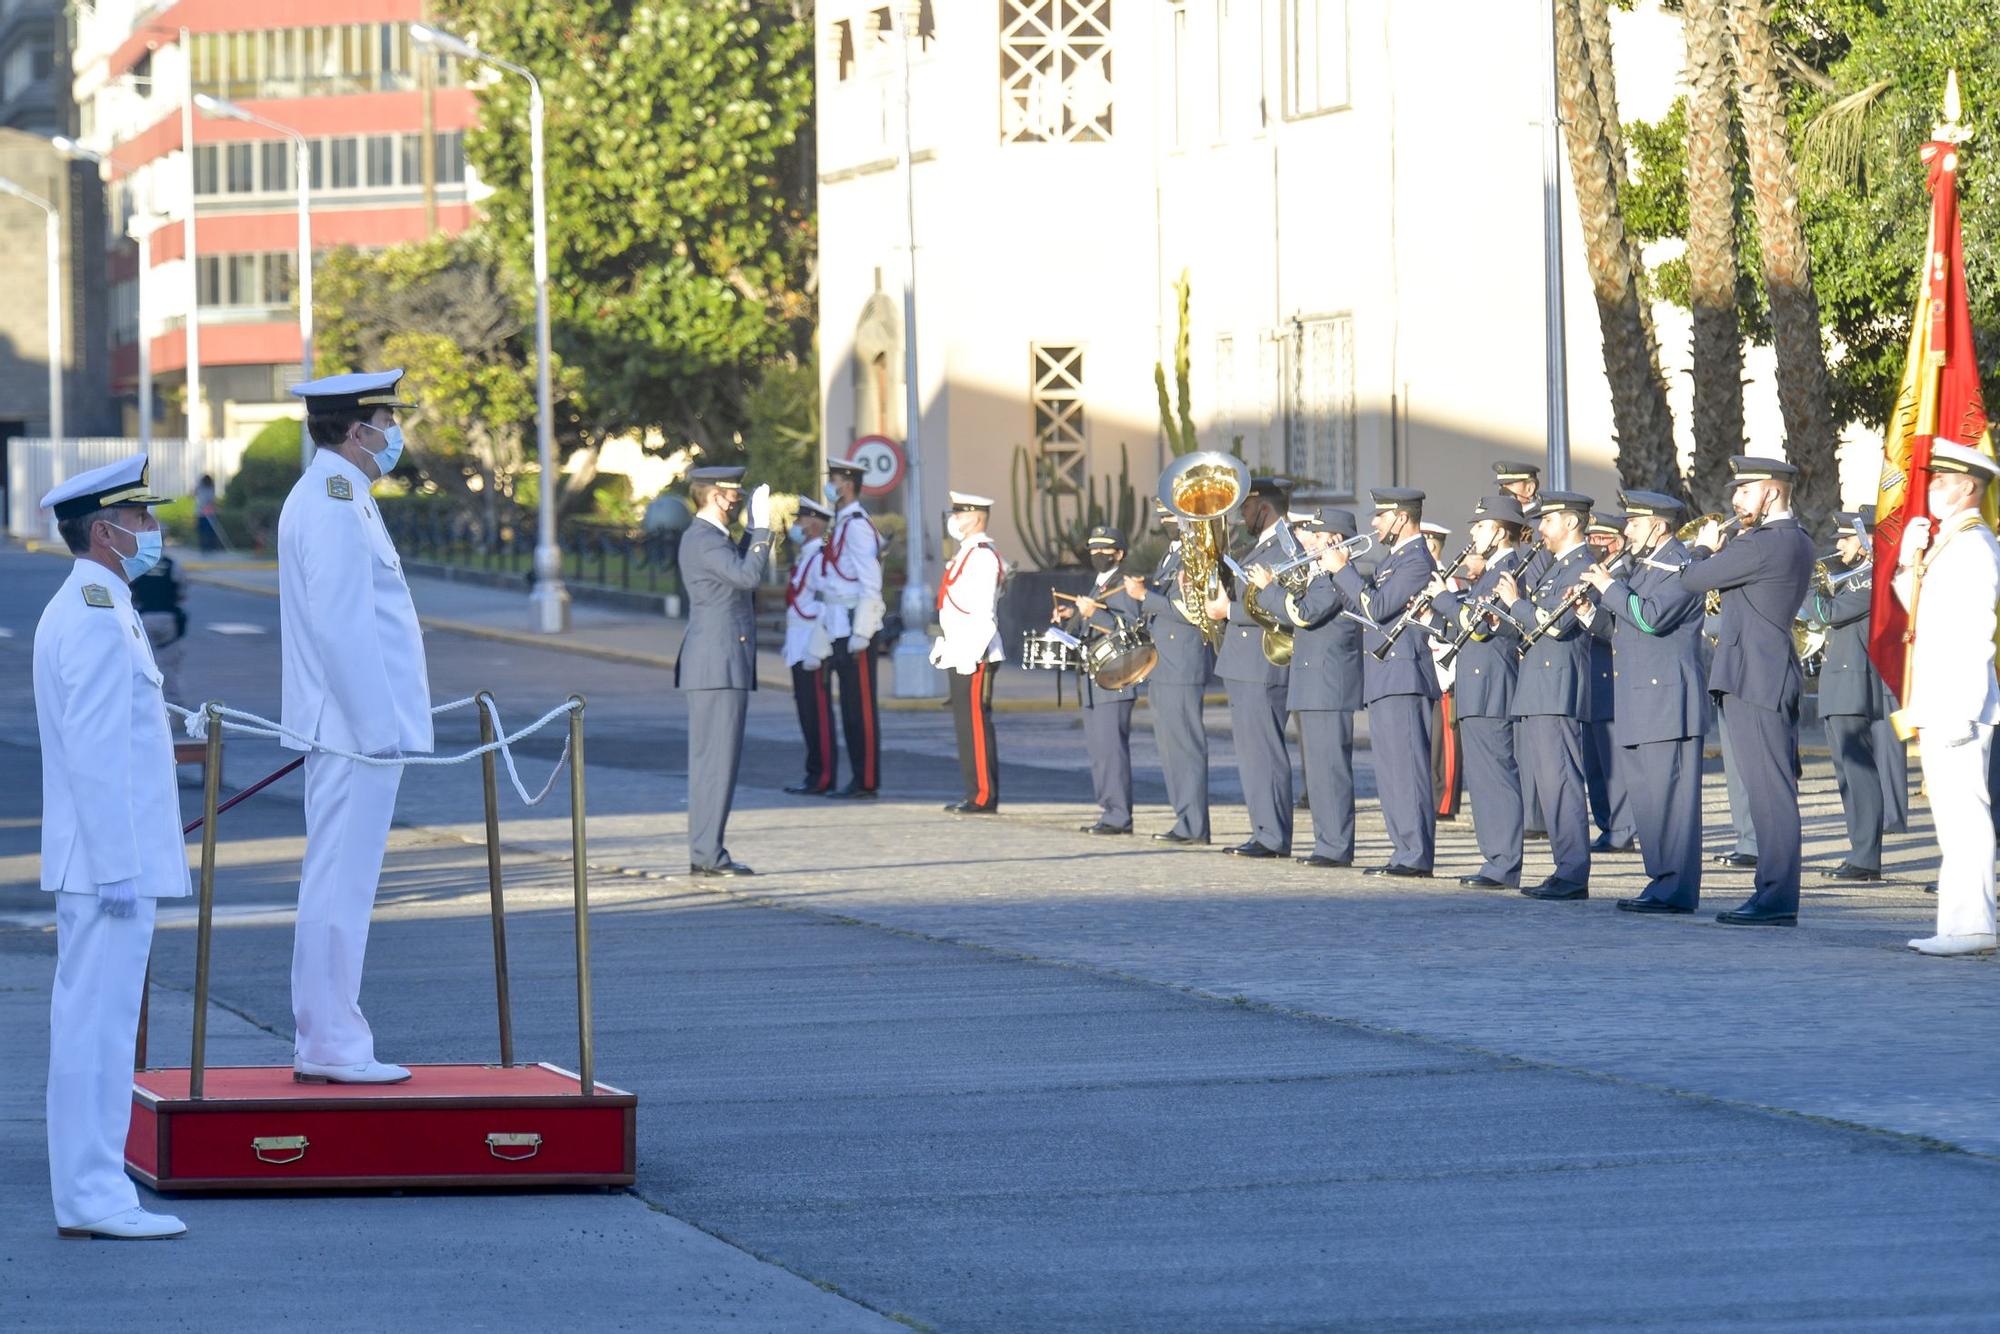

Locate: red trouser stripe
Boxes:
[859,645,878,790]
[971,662,992,807]
[1438,693,1459,817]
[814,672,835,791]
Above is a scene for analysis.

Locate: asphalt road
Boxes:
[1,545,1996,1331]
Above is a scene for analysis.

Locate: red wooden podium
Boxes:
[131,694,636,1192]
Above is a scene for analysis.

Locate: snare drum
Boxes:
[1020,630,1083,673]
[1085,622,1159,691]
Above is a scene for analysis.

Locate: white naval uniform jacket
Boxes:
[930,534,1006,674]
[811,503,884,644]
[279,450,434,756]
[783,536,827,669]
[33,561,191,897]
[1893,511,2000,733]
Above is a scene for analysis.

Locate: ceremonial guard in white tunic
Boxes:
[1679,455,1816,925]
[35,456,189,1241]
[1208,477,1296,858]
[1262,506,1361,867]
[811,460,885,798]
[1319,487,1440,876]
[1057,526,1147,834]
[1813,511,1901,882]
[1140,501,1214,844]
[675,467,774,875]
[783,497,838,796]
[1432,495,1531,889]
[1582,511,1637,853]
[1579,492,1709,913]
[280,371,433,1084]
[933,492,1005,813]
[1892,442,2000,956]
[1496,491,1598,900]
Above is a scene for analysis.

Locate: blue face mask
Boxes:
[822,481,839,504]
[786,523,806,545]
[359,421,405,475]
[107,523,163,581]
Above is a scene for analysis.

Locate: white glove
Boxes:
[1899,517,1933,567]
[928,638,948,669]
[98,878,138,918]
[747,484,772,531]
[802,656,822,672]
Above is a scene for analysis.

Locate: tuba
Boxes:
[1157,451,1250,652]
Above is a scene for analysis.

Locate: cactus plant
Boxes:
[1011,440,1144,569]
[1155,269,1201,457]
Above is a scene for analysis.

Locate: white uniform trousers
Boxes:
[293,752,403,1066]
[49,892,156,1228]
[1918,723,1998,938]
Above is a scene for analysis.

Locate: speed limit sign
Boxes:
[843,435,906,497]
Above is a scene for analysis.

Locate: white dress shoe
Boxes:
[58,1207,187,1240]
[293,1058,413,1084]
[1906,933,1999,957]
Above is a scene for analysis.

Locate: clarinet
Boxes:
[1514,546,1606,657]
[1436,541,1538,669]
[1369,541,1477,662]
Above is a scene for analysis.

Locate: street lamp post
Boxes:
[195,94,315,470]
[0,176,64,536]
[1537,0,1572,490]
[181,27,203,444]
[411,23,569,634]
[55,136,160,451]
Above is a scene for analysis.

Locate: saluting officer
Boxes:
[675,466,774,876]
[281,370,432,1085]
[1141,500,1214,844]
[783,497,837,796]
[1260,506,1362,867]
[1496,490,1597,900]
[1059,526,1148,835]
[813,459,885,799]
[1315,487,1440,877]
[1579,492,1709,913]
[1207,477,1296,858]
[1432,496,1530,889]
[34,456,189,1241]
[934,492,1006,813]
[1680,455,1816,926]
[1813,511,1900,882]
[1582,511,1637,853]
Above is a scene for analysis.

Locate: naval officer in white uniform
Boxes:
[280,370,434,1082]
[1893,441,2000,957]
[34,455,190,1240]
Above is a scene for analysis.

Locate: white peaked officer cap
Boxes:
[1929,441,2000,481]
[948,492,994,511]
[289,368,415,414]
[41,454,171,519]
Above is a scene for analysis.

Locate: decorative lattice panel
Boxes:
[1001,0,1114,144]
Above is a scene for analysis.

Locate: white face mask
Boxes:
[946,514,966,542]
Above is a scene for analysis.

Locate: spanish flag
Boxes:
[1868,73,1994,700]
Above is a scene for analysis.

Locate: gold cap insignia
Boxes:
[327,475,354,501]
[82,584,114,608]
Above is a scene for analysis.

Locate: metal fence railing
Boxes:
[382,508,687,598]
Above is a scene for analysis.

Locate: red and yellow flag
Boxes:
[1869,86,1994,699]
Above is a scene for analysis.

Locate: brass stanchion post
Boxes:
[189,705,224,1100]
[135,956,150,1070]
[567,696,593,1096]
[478,692,515,1066]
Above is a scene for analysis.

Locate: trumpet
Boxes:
[1242,533,1377,666]
[1257,533,1374,581]
[1813,559,1873,596]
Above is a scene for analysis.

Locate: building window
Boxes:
[193,251,298,310]
[189,22,461,100]
[192,144,220,195]
[434,130,466,185]
[1281,0,1348,118]
[1001,0,1113,144]
[400,133,423,186]
[224,143,256,193]
[365,134,396,188]
[1031,343,1088,494]
[327,138,360,189]
[259,141,292,192]
[194,131,465,197]
[1286,316,1355,498]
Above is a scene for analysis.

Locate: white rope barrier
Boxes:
[166,695,580,808]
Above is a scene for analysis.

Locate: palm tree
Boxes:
[1682,0,1746,512]
[1553,0,1679,491]
[1729,0,1839,530]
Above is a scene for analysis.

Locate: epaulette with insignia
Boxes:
[82,584,114,608]
[327,476,353,501]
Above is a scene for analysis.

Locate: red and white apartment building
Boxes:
[70,0,481,440]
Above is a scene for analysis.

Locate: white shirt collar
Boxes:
[1257,521,1282,545]
[1392,533,1423,553]
[697,512,730,534]
[73,558,131,604]
[311,446,372,491]
[838,500,867,519]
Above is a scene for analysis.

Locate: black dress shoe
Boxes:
[943,801,998,815]
[828,785,879,800]
[783,780,830,796]
[1363,864,1431,878]
[1820,863,1882,882]
[1295,854,1351,868]
[1524,829,1548,841]
[1153,830,1195,845]
[1225,841,1280,859]
[1715,905,1797,926]
[1617,897,1693,915]
[1590,835,1637,853]
[1522,878,1589,900]
[690,859,755,878]
[1457,874,1508,888]
[1712,852,1758,868]
[1080,822,1132,836]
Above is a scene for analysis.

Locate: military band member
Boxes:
[1582,511,1637,853]
[1680,455,1816,925]
[281,370,431,1084]
[813,459,885,798]
[34,456,189,1241]
[1493,460,1543,514]
[1893,443,2000,956]
[675,466,774,876]
[1316,487,1440,876]
[1494,460,1549,840]
[1142,501,1214,844]
[1432,496,1530,888]
[1207,478,1297,858]
[934,492,1006,813]
[1813,511,1898,881]
[1495,491,1597,900]
[1254,506,1361,867]
[1579,493,1708,913]
[783,497,837,796]
[1421,520,1464,820]
[1060,526,1148,834]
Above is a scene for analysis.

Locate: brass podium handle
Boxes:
[251,1135,309,1164]
[486,1132,542,1161]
